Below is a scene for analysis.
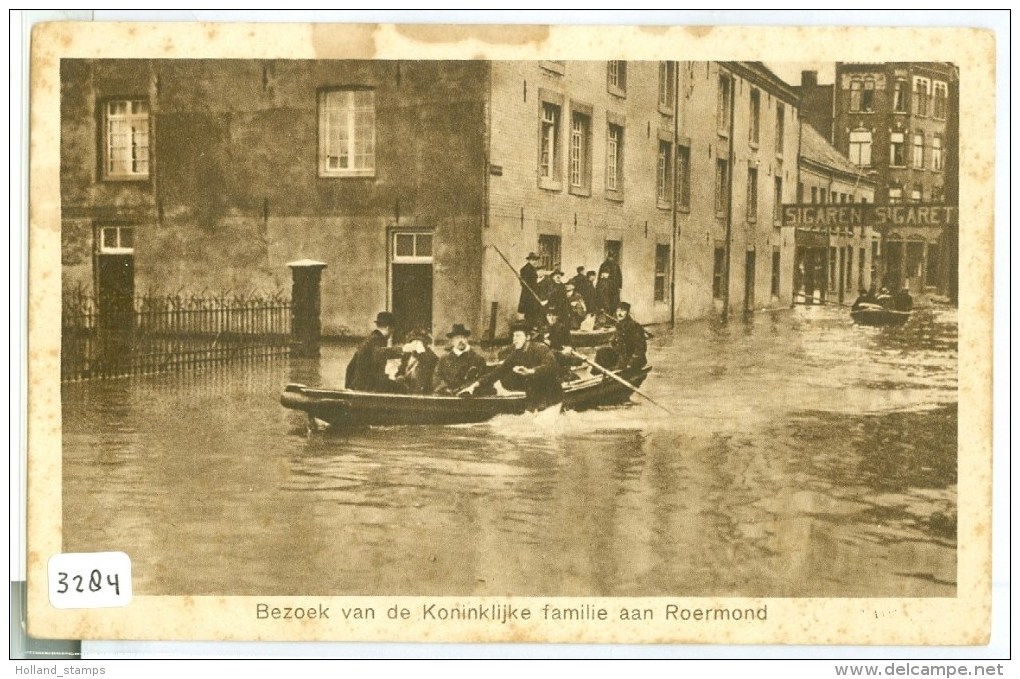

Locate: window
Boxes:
[849,80,862,112]
[888,187,903,204]
[913,132,925,168]
[846,247,854,288]
[927,245,940,286]
[658,61,675,111]
[810,186,818,204]
[849,129,872,166]
[319,89,375,177]
[859,247,866,288]
[820,188,827,204]
[775,104,785,153]
[911,186,922,203]
[893,80,908,113]
[749,88,761,145]
[103,99,149,178]
[932,135,943,171]
[604,239,622,264]
[797,182,804,203]
[538,235,561,272]
[771,247,781,298]
[746,167,758,222]
[676,145,690,209]
[568,110,591,193]
[607,61,627,96]
[890,132,906,167]
[773,177,783,223]
[393,232,434,262]
[913,77,930,116]
[656,140,673,205]
[99,226,135,254]
[715,159,729,213]
[829,247,837,289]
[862,79,875,112]
[717,74,731,133]
[713,246,726,299]
[933,81,948,119]
[654,244,670,302]
[606,123,623,193]
[539,101,562,184]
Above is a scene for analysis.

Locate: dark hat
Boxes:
[526,252,540,260]
[587,270,596,276]
[509,320,531,334]
[446,323,472,338]
[576,265,585,273]
[618,301,631,312]
[375,311,396,326]
[552,269,564,277]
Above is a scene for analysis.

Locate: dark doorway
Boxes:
[744,249,756,311]
[885,241,904,291]
[392,264,432,338]
[97,254,135,333]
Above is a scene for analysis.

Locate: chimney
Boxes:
[801,70,818,88]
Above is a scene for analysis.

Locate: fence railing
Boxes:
[61,289,292,381]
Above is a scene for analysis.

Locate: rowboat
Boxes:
[850,304,912,327]
[280,365,652,427]
[570,326,616,346]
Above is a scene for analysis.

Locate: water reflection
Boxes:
[63,305,957,597]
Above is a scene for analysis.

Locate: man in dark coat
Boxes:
[545,269,570,319]
[394,329,439,394]
[432,324,489,395]
[596,271,619,314]
[565,282,588,330]
[344,311,409,392]
[598,252,623,301]
[569,266,596,312]
[517,252,544,330]
[610,302,647,370]
[461,322,563,410]
[540,308,576,380]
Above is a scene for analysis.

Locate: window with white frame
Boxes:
[654,244,670,302]
[103,100,150,179]
[912,131,925,168]
[913,77,930,116]
[676,145,690,209]
[319,89,375,177]
[717,74,731,133]
[888,187,903,204]
[656,140,673,205]
[658,61,675,111]
[849,80,862,112]
[540,101,562,183]
[932,135,943,171]
[606,123,623,193]
[393,232,433,262]
[890,132,906,167]
[714,159,728,213]
[607,61,627,95]
[538,234,561,272]
[849,129,872,166]
[862,79,875,112]
[933,81,948,119]
[746,167,758,222]
[569,110,591,192]
[911,186,922,202]
[99,226,135,254]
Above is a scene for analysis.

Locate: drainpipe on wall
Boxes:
[669,60,680,328]
[722,67,736,322]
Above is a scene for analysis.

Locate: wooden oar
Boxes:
[565,348,676,416]
[491,244,546,310]
[596,310,654,339]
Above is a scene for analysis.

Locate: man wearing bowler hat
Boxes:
[432,324,489,396]
[518,251,545,330]
[345,311,416,392]
[460,321,562,410]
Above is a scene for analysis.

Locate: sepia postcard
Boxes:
[25,21,994,645]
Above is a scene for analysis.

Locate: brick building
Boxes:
[799,63,959,296]
[60,59,800,339]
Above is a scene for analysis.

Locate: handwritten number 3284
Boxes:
[56,570,120,595]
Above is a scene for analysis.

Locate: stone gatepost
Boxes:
[288,260,327,358]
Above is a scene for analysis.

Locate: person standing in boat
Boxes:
[460,321,563,410]
[432,324,489,396]
[344,311,414,392]
[569,265,595,312]
[610,302,647,371]
[394,329,439,395]
[545,269,570,319]
[517,252,544,330]
[540,307,577,381]
[596,270,618,315]
[598,252,623,304]
[564,281,588,330]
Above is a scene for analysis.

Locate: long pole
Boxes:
[566,348,675,416]
[491,244,544,307]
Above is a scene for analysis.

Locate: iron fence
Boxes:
[61,288,292,381]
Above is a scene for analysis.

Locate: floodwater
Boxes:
[62,304,958,597]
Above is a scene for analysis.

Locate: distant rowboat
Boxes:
[850,303,911,327]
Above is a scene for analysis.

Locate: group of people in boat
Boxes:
[852,285,914,312]
[517,251,624,331]
[345,302,647,407]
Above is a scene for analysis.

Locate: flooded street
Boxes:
[62,304,957,598]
